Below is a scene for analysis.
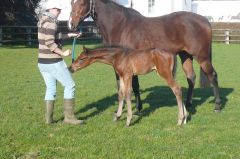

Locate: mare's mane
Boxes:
[100,0,142,17]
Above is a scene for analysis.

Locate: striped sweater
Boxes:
[37,12,67,64]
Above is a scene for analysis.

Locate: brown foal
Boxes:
[69,46,188,126]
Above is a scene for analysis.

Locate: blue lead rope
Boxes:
[71,28,82,63]
[71,37,76,63]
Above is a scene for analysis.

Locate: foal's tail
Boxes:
[199,42,212,88]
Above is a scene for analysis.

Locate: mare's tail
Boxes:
[199,42,212,88]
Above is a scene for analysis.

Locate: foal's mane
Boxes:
[86,45,130,52]
[83,45,132,59]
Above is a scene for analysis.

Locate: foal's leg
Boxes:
[179,52,196,109]
[116,73,142,112]
[164,77,187,125]
[197,60,221,112]
[113,77,125,121]
[156,57,188,125]
[125,76,133,126]
[113,75,133,126]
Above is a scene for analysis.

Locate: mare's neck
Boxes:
[93,0,125,43]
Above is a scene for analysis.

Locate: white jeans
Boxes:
[38,61,75,100]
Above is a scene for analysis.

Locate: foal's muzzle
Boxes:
[68,66,75,73]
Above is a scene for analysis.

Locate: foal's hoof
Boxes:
[126,122,131,127]
[113,114,120,122]
[177,117,187,125]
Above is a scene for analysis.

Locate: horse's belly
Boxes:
[132,64,155,75]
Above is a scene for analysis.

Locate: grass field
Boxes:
[0,43,240,159]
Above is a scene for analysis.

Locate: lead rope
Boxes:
[71,37,76,63]
[71,27,82,63]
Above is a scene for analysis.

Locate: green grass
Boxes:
[0,43,240,159]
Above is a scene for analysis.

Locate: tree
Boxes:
[0,0,41,25]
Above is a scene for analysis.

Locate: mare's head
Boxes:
[69,46,93,73]
[68,0,92,31]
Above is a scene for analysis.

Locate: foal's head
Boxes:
[68,0,92,30]
[69,46,93,73]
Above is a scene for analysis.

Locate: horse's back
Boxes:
[121,11,211,56]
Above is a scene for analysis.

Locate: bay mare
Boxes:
[69,46,188,126]
[69,0,221,111]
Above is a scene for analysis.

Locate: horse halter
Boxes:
[79,0,96,21]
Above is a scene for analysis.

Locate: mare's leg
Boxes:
[115,72,120,90]
[113,77,125,121]
[179,52,196,109]
[132,75,142,112]
[197,60,221,112]
[156,56,188,125]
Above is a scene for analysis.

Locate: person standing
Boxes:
[37,0,83,125]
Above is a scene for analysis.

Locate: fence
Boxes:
[212,29,240,44]
[0,22,102,46]
[1,24,240,46]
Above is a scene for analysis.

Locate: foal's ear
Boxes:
[82,45,89,53]
[82,45,87,52]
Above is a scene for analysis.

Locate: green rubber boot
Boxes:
[45,100,54,124]
[63,99,84,125]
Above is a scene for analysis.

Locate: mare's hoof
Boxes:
[214,104,221,113]
[136,107,142,113]
[135,98,143,112]
[133,111,142,116]
[214,109,221,113]
[185,102,192,108]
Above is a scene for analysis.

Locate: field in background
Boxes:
[0,43,240,158]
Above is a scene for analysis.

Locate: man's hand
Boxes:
[68,32,82,38]
[62,49,71,56]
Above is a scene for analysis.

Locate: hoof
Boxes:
[177,117,187,125]
[214,104,221,113]
[136,106,142,113]
[133,111,142,116]
[126,122,131,127]
[135,97,143,112]
[214,109,221,113]
[185,101,192,109]
[113,114,120,122]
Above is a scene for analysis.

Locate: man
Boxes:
[37,0,83,125]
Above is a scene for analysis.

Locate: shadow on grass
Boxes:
[132,86,233,125]
[74,86,233,125]
[75,94,118,120]
[55,94,117,122]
